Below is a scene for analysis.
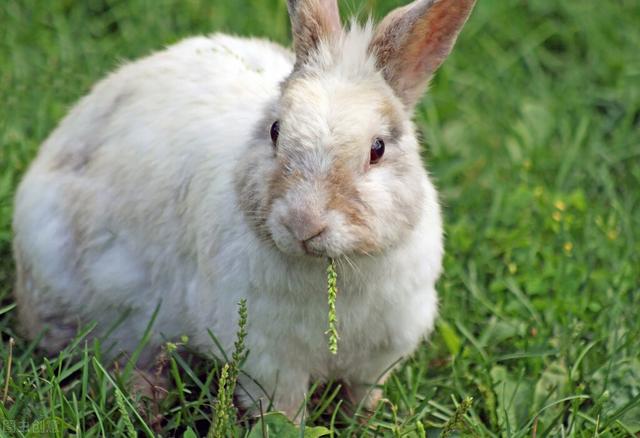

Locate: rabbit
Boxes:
[13,0,476,420]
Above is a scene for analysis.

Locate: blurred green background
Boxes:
[1,0,639,436]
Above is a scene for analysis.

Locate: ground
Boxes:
[1,0,639,436]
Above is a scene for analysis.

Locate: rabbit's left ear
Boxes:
[287,0,342,66]
[370,0,476,110]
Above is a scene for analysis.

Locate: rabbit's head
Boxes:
[237,0,475,258]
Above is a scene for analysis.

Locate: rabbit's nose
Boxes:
[282,210,327,245]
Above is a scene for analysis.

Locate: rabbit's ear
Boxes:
[370,0,476,109]
[287,0,341,65]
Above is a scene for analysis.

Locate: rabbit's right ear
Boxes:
[287,0,342,66]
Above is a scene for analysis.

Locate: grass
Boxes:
[1,0,639,435]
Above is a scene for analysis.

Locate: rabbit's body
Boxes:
[14,0,475,418]
[13,34,295,353]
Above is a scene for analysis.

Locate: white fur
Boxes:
[13,26,444,418]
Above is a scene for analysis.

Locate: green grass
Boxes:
[1,0,640,436]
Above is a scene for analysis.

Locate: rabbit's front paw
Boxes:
[236,368,309,423]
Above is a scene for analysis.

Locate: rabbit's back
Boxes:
[13,35,294,354]
[38,34,294,171]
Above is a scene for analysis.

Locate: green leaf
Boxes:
[532,361,569,431]
[184,426,198,438]
[302,426,332,438]
[490,366,534,431]
[247,413,330,438]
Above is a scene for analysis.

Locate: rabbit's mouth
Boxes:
[270,228,334,258]
[301,238,328,258]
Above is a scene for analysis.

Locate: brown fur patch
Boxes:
[325,162,379,253]
[266,165,304,210]
[326,163,366,226]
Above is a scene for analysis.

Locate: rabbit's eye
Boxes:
[370,138,385,164]
[270,121,280,146]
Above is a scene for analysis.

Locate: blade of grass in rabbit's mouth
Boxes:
[326,258,339,355]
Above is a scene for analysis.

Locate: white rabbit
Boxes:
[13,0,475,419]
